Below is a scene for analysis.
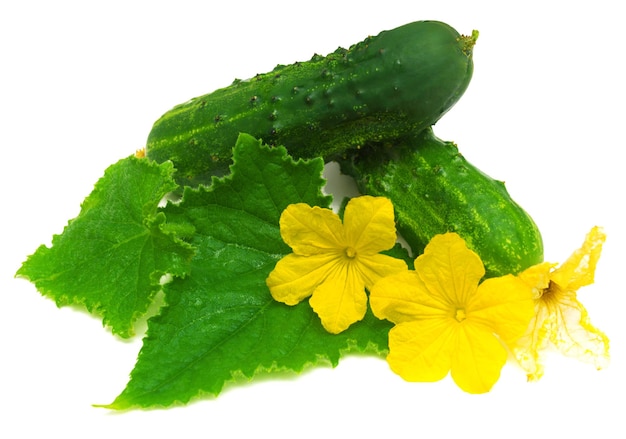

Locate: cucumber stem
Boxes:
[460,29,480,55]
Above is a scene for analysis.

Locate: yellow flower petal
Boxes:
[512,226,610,380]
[370,270,450,324]
[355,253,408,291]
[343,196,398,254]
[279,203,344,255]
[514,283,611,381]
[513,261,557,379]
[450,322,508,394]
[414,233,485,307]
[551,226,606,290]
[518,261,558,299]
[469,275,534,345]
[386,319,455,383]
[266,253,339,305]
[372,232,534,392]
[267,196,406,333]
[514,304,551,380]
[545,284,610,371]
[309,262,368,334]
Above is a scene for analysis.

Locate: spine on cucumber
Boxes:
[338,128,544,278]
[146,21,477,187]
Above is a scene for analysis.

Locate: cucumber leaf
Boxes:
[16,156,195,338]
[105,134,394,409]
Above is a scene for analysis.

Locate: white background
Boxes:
[1,1,624,437]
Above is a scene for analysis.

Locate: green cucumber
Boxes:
[146,21,477,187]
[338,128,544,277]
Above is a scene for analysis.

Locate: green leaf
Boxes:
[384,243,415,270]
[16,156,195,338]
[105,134,392,409]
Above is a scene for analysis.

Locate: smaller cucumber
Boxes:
[338,128,543,277]
[146,21,477,187]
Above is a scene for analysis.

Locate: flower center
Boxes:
[344,247,357,259]
[540,280,561,306]
[455,308,467,322]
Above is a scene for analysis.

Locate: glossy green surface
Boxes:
[339,128,544,278]
[146,21,476,186]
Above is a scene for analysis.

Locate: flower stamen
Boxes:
[538,280,561,310]
[455,308,467,322]
[345,247,357,259]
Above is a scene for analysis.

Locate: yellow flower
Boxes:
[370,233,534,394]
[266,196,407,334]
[512,226,609,381]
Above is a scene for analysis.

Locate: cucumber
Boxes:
[338,128,544,278]
[146,21,477,187]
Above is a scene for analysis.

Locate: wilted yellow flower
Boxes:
[266,196,407,334]
[512,226,609,380]
[370,233,534,394]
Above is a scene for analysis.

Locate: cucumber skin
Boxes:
[338,128,544,278]
[146,21,475,187]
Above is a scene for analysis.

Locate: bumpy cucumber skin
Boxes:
[338,128,544,278]
[146,21,475,187]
